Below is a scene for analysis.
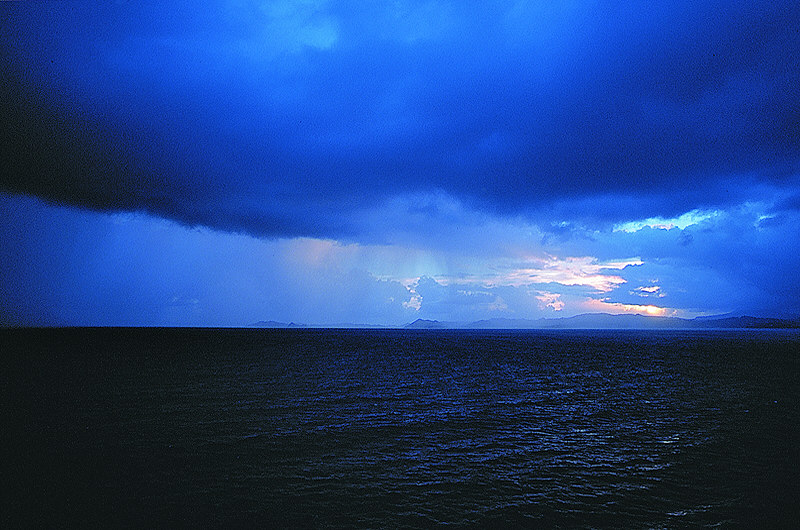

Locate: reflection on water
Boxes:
[3,328,799,527]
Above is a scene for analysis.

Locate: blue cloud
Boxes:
[1,2,799,324]
[2,0,798,238]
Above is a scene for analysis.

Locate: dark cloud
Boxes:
[0,193,418,326]
[2,1,799,239]
[560,204,800,316]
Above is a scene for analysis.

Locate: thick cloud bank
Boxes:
[2,2,799,325]
[2,1,798,239]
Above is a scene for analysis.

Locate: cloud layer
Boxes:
[2,1,799,240]
[2,192,798,326]
[1,2,799,325]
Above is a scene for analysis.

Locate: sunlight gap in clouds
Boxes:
[613,209,719,233]
[486,256,643,292]
[393,254,644,294]
[581,298,670,317]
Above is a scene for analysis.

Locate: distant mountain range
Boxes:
[251,314,799,330]
[248,320,388,329]
[404,314,800,329]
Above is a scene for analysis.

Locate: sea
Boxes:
[2,328,799,528]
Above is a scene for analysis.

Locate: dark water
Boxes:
[2,328,799,528]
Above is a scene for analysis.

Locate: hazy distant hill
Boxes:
[407,314,799,330]
[249,321,388,329]
[252,314,799,330]
[404,319,453,329]
[249,320,307,328]
[689,316,799,329]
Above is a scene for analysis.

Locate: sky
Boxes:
[1,0,799,326]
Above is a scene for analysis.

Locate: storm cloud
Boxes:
[2,1,798,239]
[2,1,799,325]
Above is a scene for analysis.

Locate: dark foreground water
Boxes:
[2,328,799,528]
